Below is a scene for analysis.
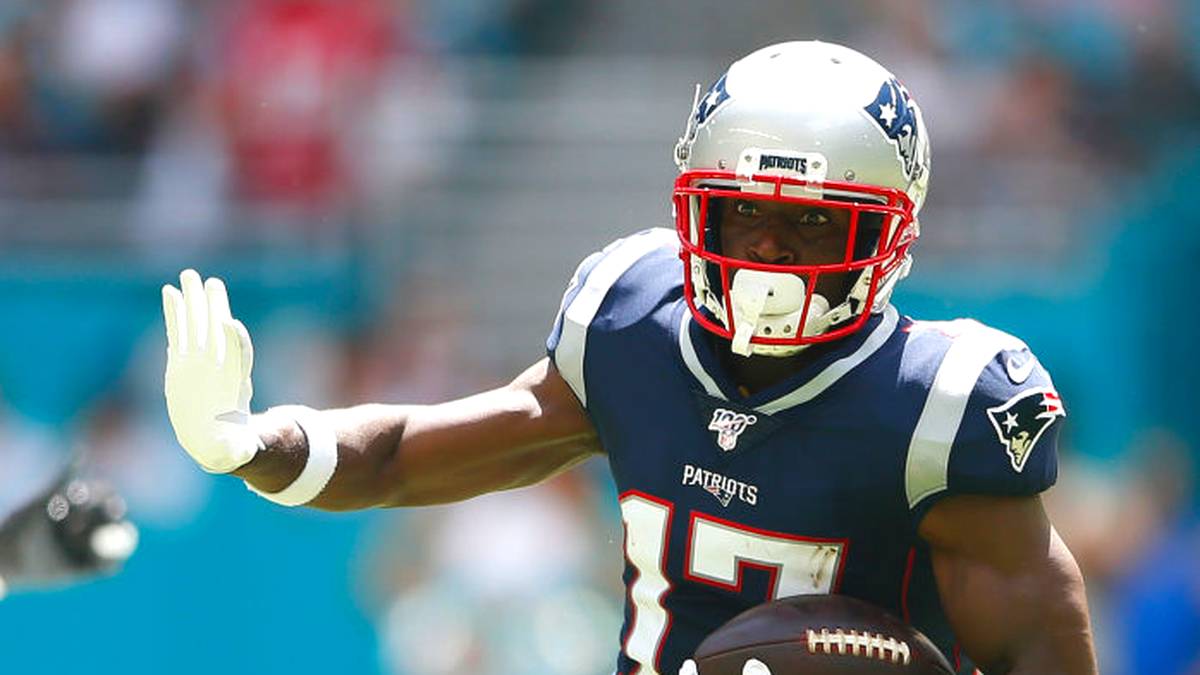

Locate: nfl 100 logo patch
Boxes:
[708,408,758,451]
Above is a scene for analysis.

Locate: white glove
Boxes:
[162,269,261,473]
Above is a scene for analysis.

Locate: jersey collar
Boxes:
[677,304,900,414]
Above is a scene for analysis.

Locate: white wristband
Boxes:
[247,405,339,506]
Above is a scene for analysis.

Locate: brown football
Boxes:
[685,595,956,674]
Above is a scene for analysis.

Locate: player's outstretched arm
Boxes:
[919,495,1098,675]
[163,270,602,511]
[235,357,602,510]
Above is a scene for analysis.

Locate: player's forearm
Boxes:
[234,389,599,511]
[1002,531,1097,675]
[1004,637,1096,675]
[963,602,1096,675]
[233,403,410,511]
[965,530,1096,675]
[997,616,1096,675]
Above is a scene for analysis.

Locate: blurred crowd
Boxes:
[0,1,1197,674]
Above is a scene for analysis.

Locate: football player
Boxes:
[162,42,1097,674]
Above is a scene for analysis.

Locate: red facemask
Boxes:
[673,169,918,351]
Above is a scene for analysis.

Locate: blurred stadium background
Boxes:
[0,0,1197,672]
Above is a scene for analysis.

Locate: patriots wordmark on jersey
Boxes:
[546,229,1064,675]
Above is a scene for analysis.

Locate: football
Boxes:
[683,595,955,674]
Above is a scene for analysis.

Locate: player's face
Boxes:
[716,197,855,301]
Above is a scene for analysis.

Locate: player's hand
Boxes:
[162,269,261,473]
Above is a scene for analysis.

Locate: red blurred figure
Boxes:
[214,0,396,211]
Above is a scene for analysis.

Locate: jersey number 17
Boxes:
[619,491,848,674]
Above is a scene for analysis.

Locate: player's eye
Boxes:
[793,210,831,227]
[734,200,760,217]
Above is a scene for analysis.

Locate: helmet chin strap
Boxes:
[728,270,831,357]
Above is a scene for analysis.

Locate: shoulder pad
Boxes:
[904,321,1062,519]
[546,228,678,407]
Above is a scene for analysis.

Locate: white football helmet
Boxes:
[673,41,931,357]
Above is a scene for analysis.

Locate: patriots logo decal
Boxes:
[704,483,736,508]
[863,77,925,182]
[676,72,731,166]
[694,73,730,128]
[986,388,1066,472]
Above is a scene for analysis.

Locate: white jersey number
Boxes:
[619,492,847,675]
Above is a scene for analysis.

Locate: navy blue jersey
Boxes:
[546,229,1063,675]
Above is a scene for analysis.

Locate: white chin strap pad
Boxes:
[728,270,829,356]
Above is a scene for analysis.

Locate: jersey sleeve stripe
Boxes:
[904,324,1026,508]
[557,229,679,407]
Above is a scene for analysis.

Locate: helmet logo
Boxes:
[864,78,924,183]
[694,73,730,127]
[676,72,732,168]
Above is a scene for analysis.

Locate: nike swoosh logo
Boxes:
[1005,354,1037,384]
